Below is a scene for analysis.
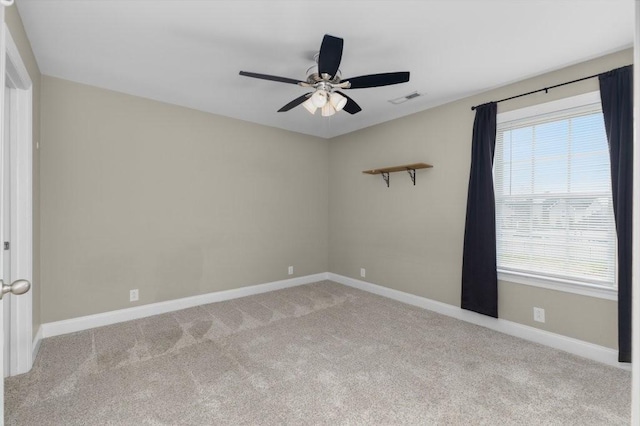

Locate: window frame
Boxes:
[494,91,617,301]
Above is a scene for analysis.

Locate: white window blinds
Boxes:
[494,99,617,287]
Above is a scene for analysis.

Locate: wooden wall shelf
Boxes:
[362,162,433,187]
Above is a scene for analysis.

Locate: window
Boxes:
[494,92,616,296]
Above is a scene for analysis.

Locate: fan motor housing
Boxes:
[306,72,341,84]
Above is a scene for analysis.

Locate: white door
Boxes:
[0,63,9,424]
[0,2,6,415]
[0,79,29,424]
[0,12,34,420]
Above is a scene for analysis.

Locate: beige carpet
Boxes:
[5,281,631,425]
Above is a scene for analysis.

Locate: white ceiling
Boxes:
[16,0,634,139]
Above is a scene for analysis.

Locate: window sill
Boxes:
[497,270,617,301]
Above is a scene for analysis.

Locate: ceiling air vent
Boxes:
[388,91,423,105]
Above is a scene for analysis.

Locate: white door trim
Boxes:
[0,4,5,420]
[3,22,33,376]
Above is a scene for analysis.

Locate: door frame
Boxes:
[0,16,33,376]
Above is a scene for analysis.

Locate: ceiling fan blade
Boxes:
[335,91,362,114]
[278,93,312,112]
[317,35,343,78]
[345,72,410,89]
[239,71,304,85]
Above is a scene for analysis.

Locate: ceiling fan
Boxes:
[239,34,410,116]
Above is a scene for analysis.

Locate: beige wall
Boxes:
[40,76,329,322]
[36,38,630,348]
[328,49,632,349]
[4,5,41,339]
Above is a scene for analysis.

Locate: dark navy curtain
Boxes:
[461,102,498,318]
[599,65,633,363]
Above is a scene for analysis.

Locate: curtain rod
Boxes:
[470,71,604,111]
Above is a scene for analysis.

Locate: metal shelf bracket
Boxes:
[407,168,416,185]
[381,171,390,187]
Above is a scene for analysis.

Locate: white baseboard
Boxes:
[38,271,626,370]
[41,273,329,339]
[32,326,42,361]
[328,273,629,370]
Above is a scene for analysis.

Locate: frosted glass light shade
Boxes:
[311,90,328,108]
[321,103,336,117]
[302,98,317,114]
[329,92,347,111]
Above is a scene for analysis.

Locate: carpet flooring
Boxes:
[5,281,632,425]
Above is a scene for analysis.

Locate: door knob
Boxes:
[0,279,31,299]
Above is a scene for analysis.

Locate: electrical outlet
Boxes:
[288,266,294,275]
[360,268,366,278]
[533,307,545,323]
[130,289,139,302]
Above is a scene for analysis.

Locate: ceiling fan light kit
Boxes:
[321,102,336,117]
[239,34,410,117]
[311,89,328,108]
[302,98,318,114]
[330,92,347,111]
